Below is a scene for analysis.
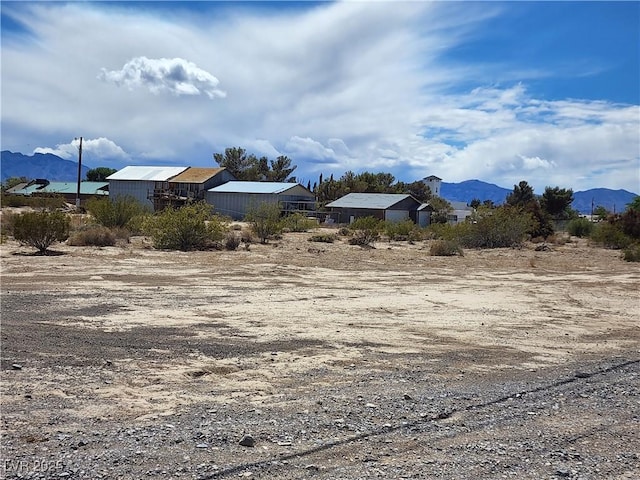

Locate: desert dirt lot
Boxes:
[1,228,639,479]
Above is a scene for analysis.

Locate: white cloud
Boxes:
[98,56,226,99]
[1,2,638,192]
[34,138,129,163]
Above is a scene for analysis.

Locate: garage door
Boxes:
[385,210,409,223]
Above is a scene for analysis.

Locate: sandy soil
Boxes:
[1,228,638,479]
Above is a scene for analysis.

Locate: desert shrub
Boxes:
[309,233,337,243]
[430,239,463,256]
[143,201,227,251]
[619,208,640,239]
[426,222,460,241]
[110,226,131,242]
[0,193,66,209]
[337,226,351,236]
[348,216,382,247]
[281,213,317,232]
[67,225,116,246]
[622,244,640,262]
[567,217,594,238]
[12,210,70,253]
[459,206,533,248]
[590,222,632,249]
[384,219,419,241]
[87,196,149,229]
[224,231,242,250]
[245,202,283,244]
[546,233,569,245]
[1,210,15,237]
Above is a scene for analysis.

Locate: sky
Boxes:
[1,1,639,194]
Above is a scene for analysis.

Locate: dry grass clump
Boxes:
[430,239,464,256]
[68,225,116,247]
[308,233,337,243]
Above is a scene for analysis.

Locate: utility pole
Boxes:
[76,137,83,210]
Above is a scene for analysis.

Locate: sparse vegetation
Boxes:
[143,201,227,251]
[12,210,70,253]
[308,233,337,243]
[224,231,242,251]
[348,216,382,247]
[622,244,640,262]
[68,225,116,247]
[567,217,594,237]
[0,193,66,209]
[430,239,463,256]
[590,221,632,249]
[245,202,283,244]
[384,219,422,241]
[281,213,317,232]
[86,196,149,230]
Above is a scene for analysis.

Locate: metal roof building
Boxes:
[107,166,189,210]
[326,193,422,224]
[148,167,236,210]
[206,181,315,220]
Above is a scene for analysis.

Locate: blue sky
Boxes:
[1,1,638,193]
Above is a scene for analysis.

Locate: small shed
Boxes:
[448,201,474,224]
[205,181,316,220]
[325,193,421,224]
[107,166,188,210]
[416,203,434,227]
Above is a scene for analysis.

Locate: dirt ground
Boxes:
[1,226,638,479]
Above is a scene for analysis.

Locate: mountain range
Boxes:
[1,150,637,213]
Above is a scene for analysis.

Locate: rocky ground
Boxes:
[1,229,638,479]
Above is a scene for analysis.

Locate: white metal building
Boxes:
[205,181,316,220]
[107,166,188,210]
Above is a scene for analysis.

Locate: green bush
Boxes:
[0,193,66,209]
[348,216,382,247]
[567,217,594,237]
[384,219,420,241]
[143,202,227,251]
[68,225,116,246]
[308,233,337,243]
[87,196,149,229]
[430,239,464,256]
[12,210,70,253]
[622,244,640,262]
[245,202,283,244]
[460,206,533,248]
[590,222,632,249]
[281,213,317,232]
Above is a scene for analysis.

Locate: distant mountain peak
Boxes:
[1,150,90,182]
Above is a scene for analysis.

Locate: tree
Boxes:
[268,156,297,182]
[12,210,70,254]
[245,202,283,243]
[540,186,574,219]
[86,167,117,182]
[213,148,298,182]
[506,181,535,207]
[396,181,431,203]
[469,198,481,209]
[428,197,453,224]
[594,205,609,221]
[213,147,260,181]
[625,196,640,213]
